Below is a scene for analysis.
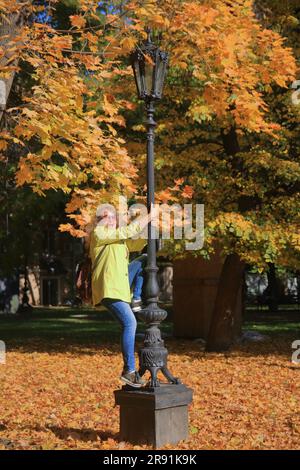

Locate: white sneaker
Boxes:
[131,298,143,312]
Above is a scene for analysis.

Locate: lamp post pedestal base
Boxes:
[114,384,193,448]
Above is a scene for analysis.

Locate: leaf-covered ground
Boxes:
[0,309,299,450]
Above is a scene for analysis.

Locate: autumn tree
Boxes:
[0,1,140,242]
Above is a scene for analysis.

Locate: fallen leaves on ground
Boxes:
[0,336,299,450]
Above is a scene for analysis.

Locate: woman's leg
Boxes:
[128,254,147,300]
[102,298,137,373]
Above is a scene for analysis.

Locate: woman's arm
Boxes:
[93,205,158,246]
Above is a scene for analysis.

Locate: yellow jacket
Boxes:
[89,221,147,306]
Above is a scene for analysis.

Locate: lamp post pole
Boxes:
[114,30,193,447]
[144,99,159,310]
[137,97,180,387]
[145,100,159,304]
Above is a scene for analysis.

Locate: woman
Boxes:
[89,203,157,388]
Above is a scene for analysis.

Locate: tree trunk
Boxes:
[205,127,246,352]
[266,263,279,312]
[0,5,24,123]
[206,253,245,351]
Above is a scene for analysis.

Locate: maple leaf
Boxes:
[70,15,86,29]
[182,185,194,199]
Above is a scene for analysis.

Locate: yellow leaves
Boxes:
[25,56,43,68]
[132,124,146,132]
[85,31,100,53]
[151,14,170,29]
[156,188,174,204]
[30,122,52,146]
[85,31,98,44]
[197,5,219,28]
[272,74,290,89]
[103,94,118,117]
[0,139,7,151]
[0,327,299,449]
[290,234,300,250]
[174,177,185,187]
[192,68,206,80]
[59,224,87,238]
[205,209,300,269]
[51,35,72,51]
[176,61,188,70]
[120,37,137,54]
[130,0,170,29]
[188,102,213,123]
[75,53,101,71]
[0,2,141,237]
[68,211,91,228]
[15,159,33,186]
[70,15,87,29]
[182,185,194,199]
[165,0,297,134]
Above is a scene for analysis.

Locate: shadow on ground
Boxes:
[48,425,119,443]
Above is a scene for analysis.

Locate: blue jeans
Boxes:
[102,298,137,373]
[128,253,147,300]
[101,254,147,373]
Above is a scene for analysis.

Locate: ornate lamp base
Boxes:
[137,304,180,387]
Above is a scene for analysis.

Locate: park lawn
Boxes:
[0,307,299,450]
[0,306,173,346]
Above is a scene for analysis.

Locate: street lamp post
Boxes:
[114,30,193,448]
[130,29,179,388]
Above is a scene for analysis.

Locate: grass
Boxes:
[244,306,300,336]
[0,305,299,349]
[244,321,300,335]
[246,304,300,311]
[0,306,173,348]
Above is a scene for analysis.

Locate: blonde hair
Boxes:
[96,203,117,220]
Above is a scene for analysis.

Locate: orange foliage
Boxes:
[0,334,299,450]
[0,0,297,239]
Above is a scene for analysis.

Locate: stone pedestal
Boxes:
[114,384,193,448]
